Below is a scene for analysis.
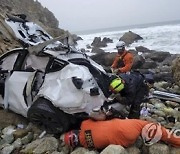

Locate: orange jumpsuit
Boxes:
[79,119,180,149]
[111,51,133,73]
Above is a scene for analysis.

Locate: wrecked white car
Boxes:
[0,14,111,134]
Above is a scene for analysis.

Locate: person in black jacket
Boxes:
[108,71,154,119]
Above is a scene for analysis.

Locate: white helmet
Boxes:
[116,41,125,49]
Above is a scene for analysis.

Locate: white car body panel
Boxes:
[38,63,106,114]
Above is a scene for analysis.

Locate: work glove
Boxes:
[111,68,119,74]
[89,108,106,121]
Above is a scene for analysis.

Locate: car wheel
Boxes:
[27,97,70,134]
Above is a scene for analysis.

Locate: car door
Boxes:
[0,49,37,117]
[0,49,28,98]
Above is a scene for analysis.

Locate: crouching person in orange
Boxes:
[60,119,180,150]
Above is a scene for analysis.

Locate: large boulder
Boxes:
[100,145,128,154]
[135,46,151,53]
[91,37,107,48]
[91,52,116,67]
[119,31,143,46]
[145,51,171,63]
[91,47,105,54]
[132,54,146,70]
[102,37,113,44]
[172,56,180,86]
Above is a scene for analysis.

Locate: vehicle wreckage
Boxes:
[0,14,180,134]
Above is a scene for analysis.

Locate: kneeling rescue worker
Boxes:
[108,71,154,119]
[60,119,180,149]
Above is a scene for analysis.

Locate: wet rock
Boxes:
[100,145,128,154]
[148,143,170,154]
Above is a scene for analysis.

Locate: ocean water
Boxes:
[76,20,180,54]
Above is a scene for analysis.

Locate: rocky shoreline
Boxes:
[0,45,180,153]
[0,2,179,152]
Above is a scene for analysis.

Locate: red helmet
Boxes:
[63,130,80,148]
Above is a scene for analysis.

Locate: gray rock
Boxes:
[52,152,64,154]
[135,46,150,53]
[150,98,163,105]
[172,57,180,87]
[91,47,105,54]
[91,37,107,48]
[147,51,171,63]
[157,117,165,122]
[71,147,97,154]
[141,60,157,69]
[153,110,166,117]
[21,136,58,154]
[0,134,14,145]
[126,146,141,154]
[154,103,166,109]
[1,145,15,154]
[133,136,143,148]
[12,138,22,149]
[100,145,128,154]
[132,54,145,69]
[154,81,170,90]
[148,143,170,154]
[119,31,143,46]
[21,132,34,145]
[170,147,180,154]
[165,101,180,108]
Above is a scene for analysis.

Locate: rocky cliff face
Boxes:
[0,0,67,54]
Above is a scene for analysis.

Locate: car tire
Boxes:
[27,97,70,134]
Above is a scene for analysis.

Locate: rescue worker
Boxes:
[111,41,133,74]
[61,118,180,149]
[108,71,154,119]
